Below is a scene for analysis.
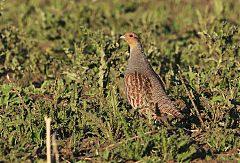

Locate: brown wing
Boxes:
[124,71,154,109]
[124,71,183,119]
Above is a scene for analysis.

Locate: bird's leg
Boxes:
[154,104,171,123]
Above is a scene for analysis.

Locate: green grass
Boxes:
[0,0,240,162]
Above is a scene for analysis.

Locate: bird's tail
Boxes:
[160,104,184,119]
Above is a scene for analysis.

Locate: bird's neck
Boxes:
[129,42,143,53]
[128,44,149,70]
[129,42,145,57]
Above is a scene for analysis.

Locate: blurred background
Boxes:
[0,0,240,162]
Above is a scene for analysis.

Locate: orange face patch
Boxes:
[121,32,139,48]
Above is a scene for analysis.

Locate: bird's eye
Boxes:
[129,34,133,37]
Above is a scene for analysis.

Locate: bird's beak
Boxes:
[120,35,125,39]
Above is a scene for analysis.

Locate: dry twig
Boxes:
[79,130,158,161]
[45,117,52,163]
[6,74,28,110]
[102,130,158,151]
[52,132,59,163]
[177,65,205,129]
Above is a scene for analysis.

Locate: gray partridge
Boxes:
[120,32,183,120]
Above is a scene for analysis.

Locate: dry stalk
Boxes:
[6,74,28,110]
[177,65,205,129]
[102,130,157,151]
[45,117,52,163]
[52,132,59,163]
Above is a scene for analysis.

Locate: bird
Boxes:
[120,32,183,121]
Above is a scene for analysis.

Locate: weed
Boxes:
[0,0,240,162]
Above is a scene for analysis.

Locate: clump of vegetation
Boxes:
[0,0,239,162]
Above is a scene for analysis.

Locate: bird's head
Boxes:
[120,32,141,49]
